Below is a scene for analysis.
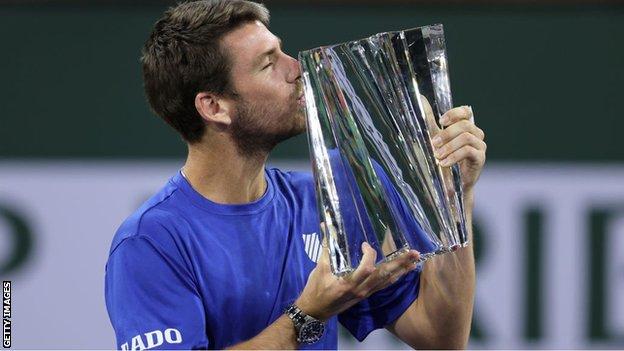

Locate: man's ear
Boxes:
[194,92,234,126]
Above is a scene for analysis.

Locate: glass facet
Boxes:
[299,24,469,276]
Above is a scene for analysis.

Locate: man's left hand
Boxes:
[431,106,486,192]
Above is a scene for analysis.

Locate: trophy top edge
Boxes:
[297,23,444,58]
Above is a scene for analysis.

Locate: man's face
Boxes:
[221,21,306,156]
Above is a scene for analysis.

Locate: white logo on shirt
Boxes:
[302,232,322,263]
[120,328,182,350]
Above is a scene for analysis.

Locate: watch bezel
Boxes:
[285,304,325,344]
[298,318,325,344]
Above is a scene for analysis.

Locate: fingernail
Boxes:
[439,116,448,125]
[432,136,442,146]
[466,106,474,121]
[440,158,451,167]
[434,147,443,158]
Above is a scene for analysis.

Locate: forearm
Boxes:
[226,315,298,350]
[389,103,484,348]
[390,191,476,349]
[419,190,476,346]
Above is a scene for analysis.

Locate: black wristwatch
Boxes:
[285,304,325,344]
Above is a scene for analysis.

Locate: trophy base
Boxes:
[417,247,449,263]
[333,241,472,276]
[417,239,472,263]
[333,269,355,277]
[384,246,411,263]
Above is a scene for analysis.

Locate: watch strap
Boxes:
[285,304,306,329]
[285,304,323,344]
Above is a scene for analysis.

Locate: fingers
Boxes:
[438,145,486,168]
[434,131,487,162]
[316,238,330,268]
[420,95,440,134]
[382,250,420,279]
[361,249,420,292]
[349,242,377,285]
[431,106,485,169]
[338,246,420,304]
[433,119,484,147]
[314,222,335,276]
[439,105,473,126]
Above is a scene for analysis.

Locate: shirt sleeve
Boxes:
[338,158,430,341]
[105,235,209,350]
[338,266,421,342]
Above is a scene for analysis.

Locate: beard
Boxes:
[230,90,306,157]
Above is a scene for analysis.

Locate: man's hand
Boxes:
[296,242,420,321]
[385,105,484,349]
[431,106,486,192]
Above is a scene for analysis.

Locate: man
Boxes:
[104,0,487,349]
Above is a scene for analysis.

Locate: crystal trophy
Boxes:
[299,24,470,276]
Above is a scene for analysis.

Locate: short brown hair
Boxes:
[141,0,270,143]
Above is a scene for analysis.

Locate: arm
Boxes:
[387,106,486,349]
[228,241,421,349]
[226,315,298,349]
[108,221,421,350]
[105,235,210,350]
[388,193,476,349]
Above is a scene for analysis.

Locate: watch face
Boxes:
[299,320,325,344]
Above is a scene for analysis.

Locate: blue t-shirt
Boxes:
[105,168,422,350]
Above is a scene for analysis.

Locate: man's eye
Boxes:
[262,62,273,70]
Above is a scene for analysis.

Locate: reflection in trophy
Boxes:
[299,24,470,276]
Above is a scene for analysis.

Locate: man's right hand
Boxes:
[295,241,420,321]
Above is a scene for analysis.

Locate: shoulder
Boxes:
[266,167,314,189]
[109,177,187,257]
[266,167,316,204]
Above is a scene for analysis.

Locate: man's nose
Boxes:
[285,54,301,83]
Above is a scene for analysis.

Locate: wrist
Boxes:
[294,296,329,322]
[463,188,475,211]
[285,303,326,345]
